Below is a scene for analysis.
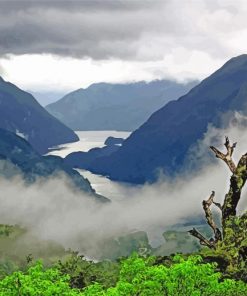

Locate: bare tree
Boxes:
[189,137,247,251]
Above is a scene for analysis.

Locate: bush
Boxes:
[0,254,246,295]
[0,261,82,296]
[83,254,247,296]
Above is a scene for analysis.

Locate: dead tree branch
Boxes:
[189,137,247,245]
[188,228,215,249]
[202,191,222,242]
[210,136,237,173]
[189,191,222,248]
[213,201,222,211]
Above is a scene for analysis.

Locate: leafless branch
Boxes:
[188,228,215,249]
[189,191,222,247]
[213,201,222,211]
[210,136,237,173]
[202,191,222,243]
[189,137,247,249]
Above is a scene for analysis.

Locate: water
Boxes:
[48,130,130,157]
[48,131,132,200]
[47,131,184,247]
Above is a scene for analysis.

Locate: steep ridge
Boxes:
[0,128,108,202]
[0,77,78,154]
[46,80,198,131]
[70,55,247,184]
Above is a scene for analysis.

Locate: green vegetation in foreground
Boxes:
[1,138,247,295]
[0,254,247,295]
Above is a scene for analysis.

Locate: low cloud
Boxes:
[0,163,236,258]
[0,113,247,258]
[0,63,4,76]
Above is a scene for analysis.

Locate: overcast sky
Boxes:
[0,0,247,92]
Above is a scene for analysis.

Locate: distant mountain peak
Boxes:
[220,54,247,73]
[73,55,247,184]
[229,54,247,62]
[46,79,198,131]
[0,78,79,153]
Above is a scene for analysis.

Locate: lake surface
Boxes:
[48,130,130,157]
[47,131,190,247]
[48,131,132,200]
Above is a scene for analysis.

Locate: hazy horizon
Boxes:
[1,0,247,103]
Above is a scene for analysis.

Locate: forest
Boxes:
[1,3,247,295]
[0,138,246,295]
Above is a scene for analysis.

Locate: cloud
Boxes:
[1,114,247,259]
[0,0,246,61]
[0,63,4,76]
[0,53,207,92]
[0,113,247,259]
[0,1,164,60]
[0,169,210,258]
[1,1,247,91]
[185,112,247,171]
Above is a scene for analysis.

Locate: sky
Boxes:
[1,0,247,93]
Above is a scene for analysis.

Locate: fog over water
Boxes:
[48,130,131,156]
[1,118,247,258]
[48,130,132,200]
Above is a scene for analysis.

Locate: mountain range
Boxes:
[28,90,66,106]
[46,80,198,131]
[64,54,247,184]
[0,77,78,154]
[0,128,108,202]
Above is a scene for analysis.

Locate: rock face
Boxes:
[0,76,79,154]
[104,136,124,146]
[46,80,198,131]
[75,55,247,184]
[0,128,108,202]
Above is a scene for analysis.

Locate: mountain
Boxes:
[64,136,123,169]
[28,90,66,106]
[0,76,78,154]
[66,55,247,184]
[0,128,108,202]
[46,80,198,131]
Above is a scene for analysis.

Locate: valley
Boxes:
[0,2,247,294]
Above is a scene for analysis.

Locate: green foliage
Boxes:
[0,224,14,237]
[0,261,82,296]
[208,211,247,281]
[222,212,247,256]
[91,254,246,296]
[0,224,73,279]
[0,259,19,279]
[154,230,201,256]
[1,254,247,295]
[57,251,120,289]
[93,231,152,260]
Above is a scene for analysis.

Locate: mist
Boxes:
[1,113,247,258]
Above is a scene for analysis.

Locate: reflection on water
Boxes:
[48,130,131,157]
[48,130,132,200]
[77,169,137,201]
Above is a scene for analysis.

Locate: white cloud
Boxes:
[0,52,222,92]
[1,114,247,259]
[1,1,247,92]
